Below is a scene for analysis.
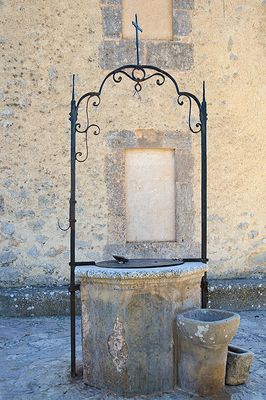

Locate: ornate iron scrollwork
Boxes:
[75,65,202,161]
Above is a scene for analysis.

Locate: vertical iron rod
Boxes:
[200,81,208,308]
[69,74,77,377]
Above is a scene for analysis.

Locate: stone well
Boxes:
[76,262,207,396]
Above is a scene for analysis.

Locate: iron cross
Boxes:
[132,14,143,65]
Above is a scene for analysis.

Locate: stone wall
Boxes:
[0,0,265,288]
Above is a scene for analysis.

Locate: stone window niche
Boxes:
[103,129,198,259]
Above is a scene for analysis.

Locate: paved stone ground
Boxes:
[0,311,265,400]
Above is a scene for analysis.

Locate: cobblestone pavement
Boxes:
[0,311,265,400]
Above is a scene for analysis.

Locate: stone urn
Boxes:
[176,308,240,396]
[226,345,254,385]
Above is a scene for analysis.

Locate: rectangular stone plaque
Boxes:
[122,0,173,40]
[125,148,176,242]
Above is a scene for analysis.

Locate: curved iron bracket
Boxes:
[57,218,70,232]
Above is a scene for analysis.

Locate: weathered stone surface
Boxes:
[0,196,4,214]
[0,286,80,317]
[226,344,254,385]
[102,6,121,38]
[27,245,39,258]
[36,234,48,244]
[101,0,121,4]
[173,0,194,9]
[146,42,193,71]
[77,262,206,395]
[0,249,17,266]
[173,11,192,37]
[176,309,240,396]
[208,278,266,311]
[176,183,193,212]
[30,219,45,231]
[99,40,144,69]
[1,221,15,235]
[15,210,35,219]
[175,150,194,182]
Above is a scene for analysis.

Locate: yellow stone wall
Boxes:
[0,0,265,287]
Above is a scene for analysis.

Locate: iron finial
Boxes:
[132,14,143,65]
[203,80,206,102]
[72,74,75,101]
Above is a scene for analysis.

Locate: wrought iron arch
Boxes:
[74,64,203,163]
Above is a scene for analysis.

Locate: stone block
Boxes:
[101,6,121,38]
[0,250,17,266]
[173,0,194,9]
[175,150,194,182]
[100,40,144,69]
[226,345,254,385]
[146,42,193,71]
[27,246,39,258]
[176,182,193,212]
[176,211,194,243]
[173,10,192,37]
[100,0,121,4]
[1,222,15,236]
[0,196,4,214]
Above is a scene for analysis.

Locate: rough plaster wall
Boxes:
[0,0,265,288]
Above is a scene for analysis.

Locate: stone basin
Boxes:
[176,308,240,396]
[76,262,207,396]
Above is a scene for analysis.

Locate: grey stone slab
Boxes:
[173,0,194,10]
[100,40,144,69]
[173,11,192,37]
[102,6,121,38]
[146,42,193,71]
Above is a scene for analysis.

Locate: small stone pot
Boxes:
[176,309,240,396]
[226,345,254,385]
